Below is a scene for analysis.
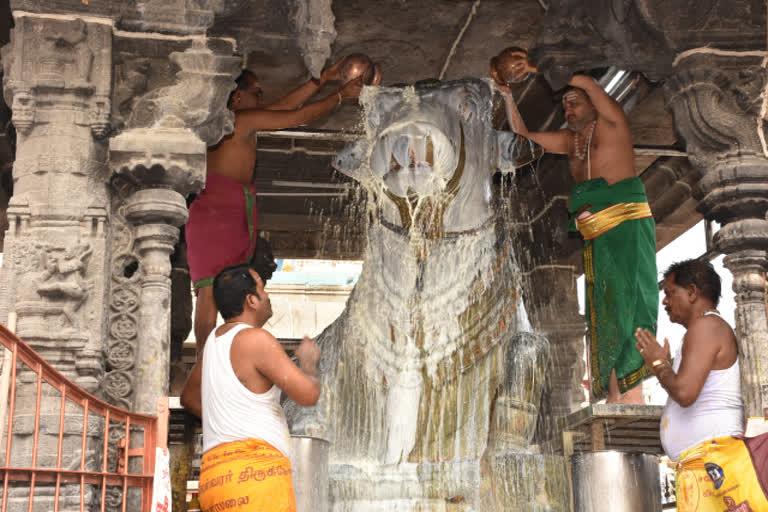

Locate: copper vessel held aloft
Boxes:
[340,53,382,85]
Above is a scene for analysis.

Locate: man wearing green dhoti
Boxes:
[493,49,658,403]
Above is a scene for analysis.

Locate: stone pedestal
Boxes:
[665,50,768,416]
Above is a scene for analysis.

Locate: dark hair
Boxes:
[664,259,722,307]
[213,263,259,320]
[227,69,257,108]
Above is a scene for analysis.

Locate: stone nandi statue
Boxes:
[285,78,567,510]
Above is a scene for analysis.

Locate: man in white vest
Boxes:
[181,263,321,511]
[635,259,767,510]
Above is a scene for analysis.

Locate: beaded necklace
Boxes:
[572,120,596,161]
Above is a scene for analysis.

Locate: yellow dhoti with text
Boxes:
[199,439,296,512]
[675,435,768,511]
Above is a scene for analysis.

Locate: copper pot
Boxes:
[490,46,530,85]
[340,53,381,85]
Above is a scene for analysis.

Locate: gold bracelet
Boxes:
[655,364,674,381]
[651,359,670,369]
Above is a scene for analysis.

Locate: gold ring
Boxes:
[639,348,644,353]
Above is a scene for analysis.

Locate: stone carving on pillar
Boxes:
[10,91,34,135]
[104,206,141,409]
[121,41,241,146]
[112,56,151,130]
[118,0,217,35]
[1,13,112,389]
[665,51,768,416]
[530,0,765,89]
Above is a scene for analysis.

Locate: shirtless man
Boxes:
[187,59,364,357]
[496,51,657,404]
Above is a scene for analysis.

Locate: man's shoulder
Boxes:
[687,314,735,343]
[231,327,278,352]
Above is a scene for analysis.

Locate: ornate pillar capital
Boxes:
[124,188,187,280]
[109,128,206,197]
[663,51,768,225]
[1,14,113,140]
[664,52,765,161]
[109,42,241,197]
[118,41,242,147]
[124,188,188,228]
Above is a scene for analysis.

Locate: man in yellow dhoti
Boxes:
[181,264,322,511]
[635,259,768,511]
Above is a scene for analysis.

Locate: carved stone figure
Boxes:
[38,19,94,88]
[10,91,34,135]
[285,79,566,510]
[37,242,92,327]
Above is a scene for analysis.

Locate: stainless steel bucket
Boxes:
[572,451,661,512]
[290,435,329,512]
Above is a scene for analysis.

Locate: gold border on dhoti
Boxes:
[575,202,652,240]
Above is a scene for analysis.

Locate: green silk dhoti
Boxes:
[569,177,658,399]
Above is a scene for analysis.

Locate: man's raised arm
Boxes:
[239,77,363,132]
[494,52,570,155]
[249,332,322,407]
[568,74,627,127]
[497,84,569,154]
[265,57,346,111]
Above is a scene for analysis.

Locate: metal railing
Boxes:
[0,316,169,511]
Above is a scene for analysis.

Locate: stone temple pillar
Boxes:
[124,189,188,414]
[108,40,241,413]
[0,3,240,508]
[665,50,768,417]
[0,12,113,510]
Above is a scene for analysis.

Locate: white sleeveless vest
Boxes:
[201,324,291,459]
[660,313,744,461]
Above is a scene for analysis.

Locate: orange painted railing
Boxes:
[0,318,169,511]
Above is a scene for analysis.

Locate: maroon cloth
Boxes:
[186,173,257,288]
[744,432,768,500]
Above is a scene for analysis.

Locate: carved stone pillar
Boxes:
[665,50,768,416]
[124,189,188,414]
[0,12,112,510]
[108,45,240,414]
